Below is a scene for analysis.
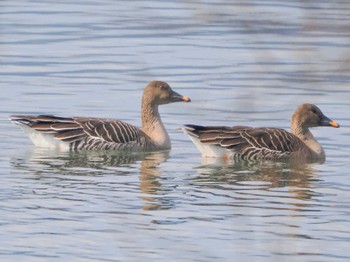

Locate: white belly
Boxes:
[187,135,232,158]
[20,125,70,151]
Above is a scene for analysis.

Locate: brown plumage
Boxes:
[10,81,191,151]
[182,104,339,162]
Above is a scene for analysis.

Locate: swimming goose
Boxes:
[10,80,191,151]
[182,104,339,161]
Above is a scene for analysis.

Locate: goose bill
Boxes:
[321,115,340,128]
[170,91,191,102]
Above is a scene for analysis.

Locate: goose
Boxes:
[10,80,191,151]
[182,104,339,162]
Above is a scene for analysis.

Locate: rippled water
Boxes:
[1,1,350,261]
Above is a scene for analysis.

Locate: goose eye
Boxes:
[311,108,317,114]
[160,85,167,91]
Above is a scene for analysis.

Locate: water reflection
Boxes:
[12,147,168,169]
[139,151,170,211]
[193,158,320,201]
[12,148,153,168]
[11,148,170,210]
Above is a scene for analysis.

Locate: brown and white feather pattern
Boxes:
[183,125,307,160]
[183,104,339,161]
[10,81,191,151]
[11,115,155,151]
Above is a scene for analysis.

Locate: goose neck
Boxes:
[141,100,170,149]
[291,123,324,159]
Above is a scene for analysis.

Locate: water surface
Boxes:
[1,1,350,261]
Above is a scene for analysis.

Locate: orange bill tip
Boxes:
[329,120,340,128]
[182,96,191,102]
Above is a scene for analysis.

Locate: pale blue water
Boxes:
[1,1,350,261]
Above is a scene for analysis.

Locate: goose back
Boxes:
[11,115,155,151]
[183,124,312,161]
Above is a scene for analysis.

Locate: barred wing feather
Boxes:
[10,115,147,150]
[184,125,305,159]
[75,117,143,144]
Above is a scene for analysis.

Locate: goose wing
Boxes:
[11,114,144,145]
[184,124,304,159]
[74,117,143,143]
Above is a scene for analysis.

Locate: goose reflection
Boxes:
[11,148,170,210]
[12,148,167,170]
[138,151,170,211]
[193,157,321,201]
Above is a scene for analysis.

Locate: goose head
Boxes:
[143,81,191,105]
[292,103,339,129]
